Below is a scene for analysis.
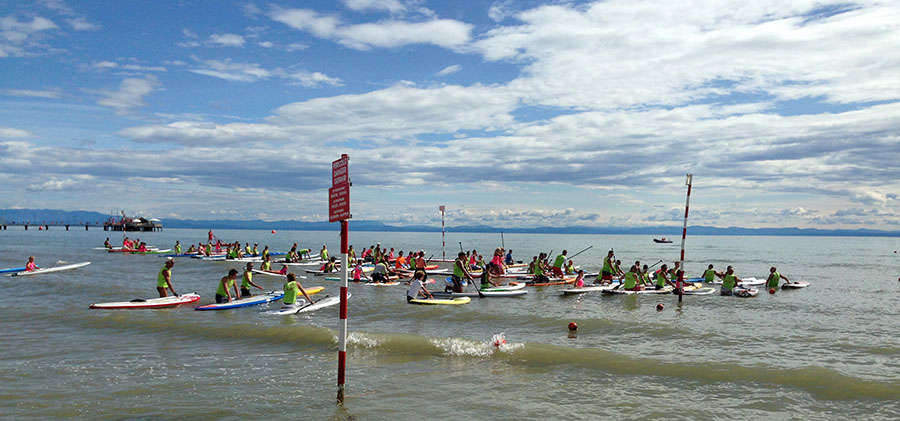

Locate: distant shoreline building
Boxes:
[103,214,163,232]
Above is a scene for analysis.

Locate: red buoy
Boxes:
[656,303,664,311]
[271,230,276,234]
[769,288,776,294]
[568,322,577,331]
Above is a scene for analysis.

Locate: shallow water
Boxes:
[1,228,899,419]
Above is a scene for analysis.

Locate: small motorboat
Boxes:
[653,237,673,243]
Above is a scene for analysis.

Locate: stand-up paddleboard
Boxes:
[561,285,614,295]
[129,249,172,255]
[194,290,308,311]
[7,261,91,277]
[781,281,810,289]
[90,293,201,309]
[602,285,674,295]
[408,297,471,305]
[0,265,38,274]
[365,281,401,286]
[269,293,348,315]
[680,286,716,295]
[528,277,577,287]
[734,288,759,297]
[432,289,528,298]
[251,269,290,278]
[707,277,765,287]
[489,282,527,291]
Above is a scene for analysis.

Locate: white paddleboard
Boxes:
[269,294,348,315]
[561,285,614,295]
[8,261,91,277]
[90,293,200,309]
[781,281,810,289]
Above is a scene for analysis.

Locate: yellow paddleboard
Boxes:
[408,297,471,305]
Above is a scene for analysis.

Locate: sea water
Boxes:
[1,228,899,419]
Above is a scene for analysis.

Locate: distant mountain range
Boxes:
[3,208,900,237]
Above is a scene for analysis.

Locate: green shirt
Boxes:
[624,272,638,289]
[553,254,566,268]
[284,281,300,304]
[768,272,781,288]
[723,274,737,290]
[216,277,234,297]
[602,256,613,273]
[453,259,466,277]
[241,271,252,289]
[704,269,717,282]
[157,266,170,288]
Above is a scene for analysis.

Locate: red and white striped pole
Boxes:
[440,205,445,262]
[337,219,349,403]
[677,174,693,303]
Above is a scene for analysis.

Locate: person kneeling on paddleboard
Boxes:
[240,263,265,297]
[156,259,177,298]
[370,257,394,283]
[407,271,433,302]
[623,265,644,291]
[449,252,474,293]
[653,264,676,290]
[215,269,241,304]
[480,263,502,290]
[282,273,315,309]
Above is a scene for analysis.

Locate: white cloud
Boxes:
[0,16,58,57]
[187,56,340,86]
[0,127,33,138]
[342,0,406,13]
[5,88,63,99]
[187,57,271,82]
[94,75,161,115]
[435,64,461,77]
[286,71,343,87]
[473,1,900,110]
[67,17,99,31]
[25,174,95,192]
[208,33,246,47]
[487,1,515,22]
[270,8,472,50]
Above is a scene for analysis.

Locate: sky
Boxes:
[1,0,899,230]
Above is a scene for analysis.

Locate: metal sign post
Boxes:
[440,205,445,262]
[331,154,351,404]
[678,174,693,303]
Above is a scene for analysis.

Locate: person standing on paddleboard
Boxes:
[600,250,616,285]
[414,251,427,280]
[407,271,433,302]
[766,267,791,289]
[449,252,474,293]
[551,250,568,277]
[240,263,264,297]
[215,269,241,304]
[320,244,329,262]
[156,259,177,298]
[282,273,315,309]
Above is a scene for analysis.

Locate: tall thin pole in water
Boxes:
[678,174,693,303]
[440,205,445,262]
[337,219,349,403]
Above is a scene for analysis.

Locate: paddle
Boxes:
[293,295,327,314]
[567,245,593,260]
